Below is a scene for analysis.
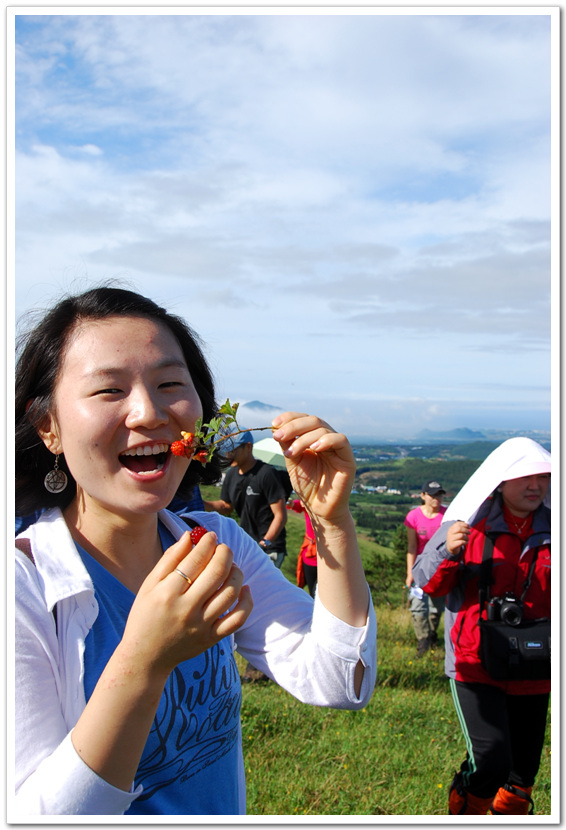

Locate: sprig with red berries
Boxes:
[170,399,275,465]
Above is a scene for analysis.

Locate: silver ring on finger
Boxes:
[175,567,192,586]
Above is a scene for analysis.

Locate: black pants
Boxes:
[450,679,549,798]
[303,562,318,598]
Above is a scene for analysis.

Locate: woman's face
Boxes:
[422,491,444,510]
[500,473,550,517]
[40,315,203,521]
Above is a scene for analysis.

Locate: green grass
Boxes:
[239,608,552,816]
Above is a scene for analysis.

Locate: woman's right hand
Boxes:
[121,531,253,679]
[446,521,471,556]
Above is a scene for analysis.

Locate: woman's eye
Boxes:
[160,381,184,389]
[94,388,122,396]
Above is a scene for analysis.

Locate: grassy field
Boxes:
[239,608,552,817]
[200,485,552,816]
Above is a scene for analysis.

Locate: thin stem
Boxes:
[203,424,275,450]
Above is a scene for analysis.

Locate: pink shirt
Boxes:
[404,505,447,557]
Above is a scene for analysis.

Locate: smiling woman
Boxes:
[13,286,377,817]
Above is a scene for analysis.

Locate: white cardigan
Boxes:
[13,508,377,817]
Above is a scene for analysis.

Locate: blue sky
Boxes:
[12,10,556,441]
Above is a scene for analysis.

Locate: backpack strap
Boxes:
[15,537,58,631]
[478,533,495,616]
[478,532,540,614]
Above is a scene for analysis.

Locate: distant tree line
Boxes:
[355,458,482,497]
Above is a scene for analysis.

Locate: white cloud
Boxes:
[13,11,554,438]
[79,143,103,156]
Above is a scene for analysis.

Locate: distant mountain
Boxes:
[417,427,487,442]
[242,400,282,412]
[234,400,284,430]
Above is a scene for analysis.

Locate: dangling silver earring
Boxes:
[44,454,68,493]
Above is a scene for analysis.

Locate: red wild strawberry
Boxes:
[190,525,208,545]
[194,450,209,465]
[170,440,190,457]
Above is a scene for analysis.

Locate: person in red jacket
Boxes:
[288,498,318,597]
[413,437,551,816]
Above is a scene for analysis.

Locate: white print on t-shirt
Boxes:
[134,642,241,801]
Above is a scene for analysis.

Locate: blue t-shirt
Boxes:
[78,523,242,815]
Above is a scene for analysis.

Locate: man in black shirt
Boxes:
[204,431,288,568]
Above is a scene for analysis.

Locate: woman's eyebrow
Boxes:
[151,358,189,372]
[85,359,189,378]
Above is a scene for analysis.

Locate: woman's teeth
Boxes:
[120,444,169,474]
[122,443,169,457]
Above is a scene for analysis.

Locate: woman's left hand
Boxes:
[271,413,355,524]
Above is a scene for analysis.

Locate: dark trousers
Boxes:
[303,562,318,598]
[450,679,549,798]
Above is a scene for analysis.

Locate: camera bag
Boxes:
[478,535,551,681]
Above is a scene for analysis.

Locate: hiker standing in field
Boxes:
[204,431,288,569]
[289,498,318,597]
[413,438,551,815]
[404,481,447,656]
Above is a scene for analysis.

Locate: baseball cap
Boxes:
[221,430,254,453]
[422,480,445,495]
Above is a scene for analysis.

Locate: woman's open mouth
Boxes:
[119,443,170,476]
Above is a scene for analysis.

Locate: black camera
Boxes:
[487,593,524,627]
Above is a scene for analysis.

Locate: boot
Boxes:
[448,773,494,815]
[416,638,430,658]
[490,784,534,815]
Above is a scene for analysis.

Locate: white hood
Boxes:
[443,437,551,525]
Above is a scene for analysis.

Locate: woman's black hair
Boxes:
[15,286,222,515]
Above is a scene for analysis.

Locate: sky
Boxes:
[11,9,557,442]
